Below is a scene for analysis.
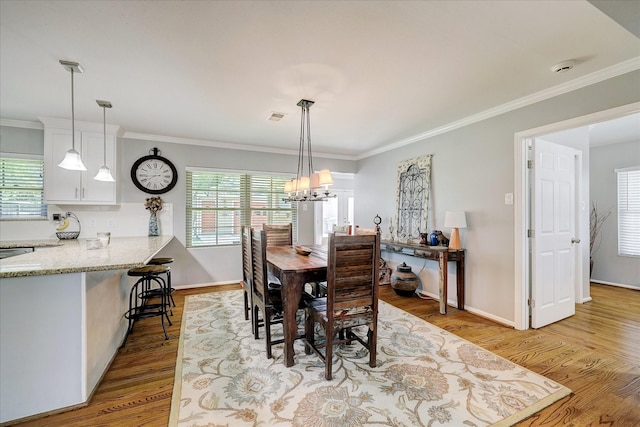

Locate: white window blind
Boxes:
[617,166,640,257]
[186,170,297,247]
[0,156,47,219]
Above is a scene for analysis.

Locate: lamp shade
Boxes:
[444,211,467,229]
[58,148,87,171]
[94,165,115,182]
[318,169,333,186]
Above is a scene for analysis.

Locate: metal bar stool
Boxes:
[148,257,175,309]
[121,265,172,347]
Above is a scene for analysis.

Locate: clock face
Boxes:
[131,155,178,194]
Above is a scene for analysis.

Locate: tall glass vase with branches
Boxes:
[590,201,611,276]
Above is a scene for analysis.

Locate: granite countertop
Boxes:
[0,236,174,278]
[0,239,63,248]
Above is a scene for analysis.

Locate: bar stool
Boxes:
[148,257,175,309]
[121,265,172,347]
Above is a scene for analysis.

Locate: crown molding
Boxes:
[358,57,640,160]
[123,131,355,161]
[0,119,44,130]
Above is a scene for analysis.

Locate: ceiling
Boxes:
[1,1,638,160]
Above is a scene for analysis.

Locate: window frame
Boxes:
[0,153,48,220]
[616,166,640,257]
[186,168,297,248]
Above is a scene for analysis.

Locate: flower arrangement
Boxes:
[144,196,164,214]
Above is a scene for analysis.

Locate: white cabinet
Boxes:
[41,117,120,205]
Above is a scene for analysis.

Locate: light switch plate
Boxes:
[505,193,514,205]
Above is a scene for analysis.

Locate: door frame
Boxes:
[513,102,640,330]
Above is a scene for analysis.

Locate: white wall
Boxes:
[355,70,640,325]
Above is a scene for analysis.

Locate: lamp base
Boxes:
[449,228,461,250]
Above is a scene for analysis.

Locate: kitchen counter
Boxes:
[0,235,173,278]
[0,239,63,248]
[0,235,174,424]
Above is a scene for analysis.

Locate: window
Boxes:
[186,169,297,247]
[0,155,47,219]
[617,166,640,257]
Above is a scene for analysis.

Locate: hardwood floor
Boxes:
[11,283,639,426]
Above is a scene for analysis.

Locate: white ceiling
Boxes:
[1,1,639,159]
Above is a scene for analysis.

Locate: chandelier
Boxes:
[282,99,335,202]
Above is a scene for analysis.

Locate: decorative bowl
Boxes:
[295,245,312,256]
[56,231,80,240]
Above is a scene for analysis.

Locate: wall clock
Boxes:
[130,147,178,194]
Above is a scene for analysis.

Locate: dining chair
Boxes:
[303,232,380,380]
[354,227,377,235]
[251,228,286,359]
[332,224,349,235]
[240,226,253,322]
[263,223,292,247]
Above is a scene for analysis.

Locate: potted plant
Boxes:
[589,201,611,276]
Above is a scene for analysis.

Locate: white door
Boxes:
[315,190,354,244]
[531,139,578,328]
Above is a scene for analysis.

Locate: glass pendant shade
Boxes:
[94,100,115,182]
[58,60,87,171]
[94,165,115,182]
[58,149,87,171]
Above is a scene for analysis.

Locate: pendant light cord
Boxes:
[71,68,76,151]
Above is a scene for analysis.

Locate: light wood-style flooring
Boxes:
[11,283,640,426]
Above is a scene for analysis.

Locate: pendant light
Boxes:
[282,99,334,202]
[58,60,87,171]
[94,100,115,182]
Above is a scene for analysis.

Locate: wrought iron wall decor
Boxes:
[395,155,432,242]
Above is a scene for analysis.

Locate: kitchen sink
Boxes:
[0,247,34,259]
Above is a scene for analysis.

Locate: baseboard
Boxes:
[174,280,240,290]
[417,291,515,328]
[590,280,639,290]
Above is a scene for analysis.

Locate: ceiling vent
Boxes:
[551,60,576,73]
[267,112,286,121]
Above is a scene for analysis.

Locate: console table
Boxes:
[381,240,465,314]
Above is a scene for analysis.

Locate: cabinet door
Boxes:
[44,128,82,203]
[81,132,116,204]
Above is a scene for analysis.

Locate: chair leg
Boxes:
[369,328,377,368]
[265,309,273,359]
[325,325,334,380]
[243,290,250,321]
[304,309,314,355]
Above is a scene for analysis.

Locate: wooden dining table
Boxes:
[266,244,327,367]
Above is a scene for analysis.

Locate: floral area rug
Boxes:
[169,290,570,427]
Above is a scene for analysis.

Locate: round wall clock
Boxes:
[130,147,178,194]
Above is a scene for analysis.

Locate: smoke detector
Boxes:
[551,60,576,73]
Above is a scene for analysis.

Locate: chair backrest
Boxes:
[326,232,380,315]
[251,229,269,303]
[332,224,349,235]
[241,226,252,288]
[354,227,378,235]
[263,223,293,247]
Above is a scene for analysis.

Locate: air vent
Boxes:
[267,112,286,121]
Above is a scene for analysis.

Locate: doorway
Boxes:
[513,102,640,330]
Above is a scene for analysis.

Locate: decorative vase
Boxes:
[148,212,159,236]
[429,231,439,246]
[390,262,419,297]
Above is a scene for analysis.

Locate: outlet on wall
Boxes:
[88,219,96,228]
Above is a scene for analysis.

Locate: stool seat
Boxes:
[148,257,174,265]
[128,265,169,276]
[120,264,172,347]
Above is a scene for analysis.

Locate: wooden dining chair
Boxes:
[354,227,377,235]
[303,232,380,380]
[251,229,286,359]
[240,226,253,322]
[263,223,292,247]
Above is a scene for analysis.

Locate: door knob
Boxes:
[571,238,581,244]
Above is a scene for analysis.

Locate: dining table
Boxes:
[266,244,327,367]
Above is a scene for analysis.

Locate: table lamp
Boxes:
[444,211,467,250]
